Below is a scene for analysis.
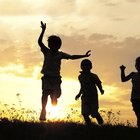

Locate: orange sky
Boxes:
[0,0,140,124]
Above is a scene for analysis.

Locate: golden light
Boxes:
[32,66,41,80]
[46,101,60,119]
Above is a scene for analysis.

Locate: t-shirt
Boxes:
[78,72,102,101]
[41,47,71,76]
[131,72,140,100]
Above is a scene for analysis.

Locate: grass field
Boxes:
[0,119,139,140]
[0,97,139,140]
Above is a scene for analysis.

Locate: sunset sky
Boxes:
[0,0,140,124]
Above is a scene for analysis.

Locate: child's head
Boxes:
[81,59,92,72]
[135,56,140,72]
[48,35,62,52]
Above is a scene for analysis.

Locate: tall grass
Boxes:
[0,93,39,122]
[0,93,136,127]
[0,94,139,140]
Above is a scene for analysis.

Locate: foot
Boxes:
[83,115,92,126]
[39,109,46,121]
[96,115,103,125]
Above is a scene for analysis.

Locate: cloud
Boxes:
[0,0,32,16]
[99,0,120,7]
[61,34,140,80]
[127,0,140,3]
[112,17,126,21]
[100,100,126,108]
[88,33,115,41]
[0,23,140,82]
[40,0,76,16]
[0,46,18,66]
[0,0,76,16]
[1,0,140,38]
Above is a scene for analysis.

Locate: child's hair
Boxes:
[48,35,62,49]
[136,56,140,69]
[81,59,92,70]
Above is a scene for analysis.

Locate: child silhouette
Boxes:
[120,56,140,128]
[38,21,91,121]
[75,59,104,125]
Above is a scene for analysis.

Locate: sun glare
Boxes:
[46,102,60,119]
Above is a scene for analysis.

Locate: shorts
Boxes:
[41,75,62,98]
[131,99,140,118]
[81,97,99,117]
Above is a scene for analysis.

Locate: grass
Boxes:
[0,119,139,140]
[0,94,139,140]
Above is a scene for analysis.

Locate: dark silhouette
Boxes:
[75,59,104,125]
[1,119,140,140]
[120,56,140,128]
[38,21,91,121]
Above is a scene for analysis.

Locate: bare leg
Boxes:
[39,94,48,121]
[51,94,57,106]
[41,94,48,110]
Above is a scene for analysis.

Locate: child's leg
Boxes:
[132,99,140,128]
[51,94,57,106]
[50,88,61,106]
[39,93,48,121]
[40,76,50,121]
[96,113,103,125]
[83,115,91,125]
[137,118,140,128]
[41,94,48,110]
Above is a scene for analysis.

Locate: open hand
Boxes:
[85,50,91,57]
[40,21,46,31]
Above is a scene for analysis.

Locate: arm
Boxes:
[96,83,104,95]
[75,76,82,100]
[38,21,47,50]
[69,50,91,60]
[120,65,132,82]
[75,88,82,100]
[94,75,104,95]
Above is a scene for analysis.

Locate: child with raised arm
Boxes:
[75,59,104,125]
[38,21,91,121]
[120,56,140,128]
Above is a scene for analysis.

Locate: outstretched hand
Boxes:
[85,50,91,57]
[40,21,46,31]
[120,65,126,71]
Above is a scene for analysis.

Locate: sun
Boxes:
[46,102,60,119]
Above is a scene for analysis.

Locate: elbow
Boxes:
[121,79,126,82]
[38,40,42,46]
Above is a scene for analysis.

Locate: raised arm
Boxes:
[38,21,47,50]
[120,65,132,82]
[69,50,91,60]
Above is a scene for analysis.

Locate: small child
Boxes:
[120,56,140,128]
[75,59,104,125]
[38,21,91,121]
